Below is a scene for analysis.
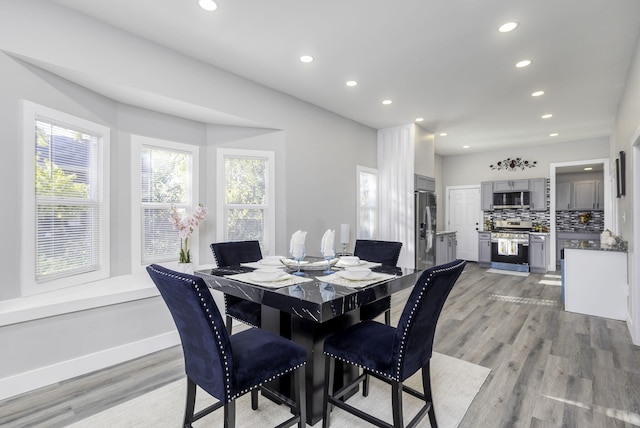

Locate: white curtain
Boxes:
[377,124,415,268]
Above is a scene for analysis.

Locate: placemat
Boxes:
[225,272,313,288]
[316,272,395,288]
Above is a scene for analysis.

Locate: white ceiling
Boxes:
[51,0,640,156]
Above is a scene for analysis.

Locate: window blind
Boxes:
[34,118,101,282]
[224,156,267,245]
[140,146,191,263]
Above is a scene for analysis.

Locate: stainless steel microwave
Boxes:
[492,191,530,209]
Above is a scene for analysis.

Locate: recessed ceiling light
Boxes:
[498,22,519,33]
[541,114,553,119]
[346,80,358,87]
[516,60,532,68]
[549,133,559,137]
[382,100,392,105]
[439,132,448,137]
[584,167,593,171]
[463,145,470,149]
[198,0,218,11]
[531,91,545,97]
[299,55,314,63]
[415,118,424,122]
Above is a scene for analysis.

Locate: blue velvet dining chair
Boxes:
[210,240,263,334]
[147,264,307,428]
[322,259,466,428]
[354,239,403,325]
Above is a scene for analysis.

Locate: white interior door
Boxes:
[447,186,482,261]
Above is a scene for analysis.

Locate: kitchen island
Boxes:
[563,239,628,320]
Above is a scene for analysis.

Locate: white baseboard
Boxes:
[0,331,180,401]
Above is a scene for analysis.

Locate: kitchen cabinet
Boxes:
[556,232,600,264]
[595,180,604,209]
[556,179,604,211]
[493,179,529,192]
[529,178,547,211]
[478,232,491,267]
[556,182,572,210]
[481,181,493,211]
[436,232,457,266]
[529,233,549,273]
[415,174,435,192]
[573,180,603,210]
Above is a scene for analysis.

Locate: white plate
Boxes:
[281,259,310,266]
[335,260,367,268]
[339,256,360,265]
[249,270,291,282]
[258,257,285,266]
[281,258,338,270]
[336,269,373,281]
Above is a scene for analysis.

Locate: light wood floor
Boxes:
[1,262,639,427]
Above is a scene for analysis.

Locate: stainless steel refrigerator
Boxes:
[415,190,437,270]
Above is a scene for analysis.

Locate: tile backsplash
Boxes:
[482,179,604,232]
[484,209,550,230]
[556,210,604,232]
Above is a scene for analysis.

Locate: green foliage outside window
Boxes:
[34,126,96,280]
[225,157,267,244]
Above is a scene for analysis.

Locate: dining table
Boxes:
[195,257,423,425]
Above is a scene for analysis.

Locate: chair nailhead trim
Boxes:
[325,260,465,381]
[150,265,307,403]
[228,315,259,328]
[149,266,234,400]
[324,352,397,381]
[229,362,306,401]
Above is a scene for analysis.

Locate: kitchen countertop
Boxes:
[562,239,627,253]
[557,230,602,234]
[478,230,549,234]
[436,230,456,235]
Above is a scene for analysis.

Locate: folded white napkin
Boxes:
[320,229,335,257]
[289,230,307,259]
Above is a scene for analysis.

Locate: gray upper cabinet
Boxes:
[529,178,547,211]
[556,182,572,210]
[415,174,435,192]
[493,179,529,192]
[556,172,605,211]
[571,179,604,210]
[595,180,604,210]
[481,181,493,211]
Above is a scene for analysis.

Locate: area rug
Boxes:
[486,268,530,277]
[68,352,490,428]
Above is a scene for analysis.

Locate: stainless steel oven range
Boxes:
[490,219,532,272]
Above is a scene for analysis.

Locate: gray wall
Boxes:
[441,136,610,187]
[612,34,640,251]
[0,0,376,396]
[611,32,640,343]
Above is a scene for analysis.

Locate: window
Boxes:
[216,149,275,255]
[357,166,378,239]
[22,101,110,295]
[131,136,199,269]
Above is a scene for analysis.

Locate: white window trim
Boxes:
[216,148,275,256]
[356,165,378,239]
[131,135,200,274]
[21,101,110,296]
